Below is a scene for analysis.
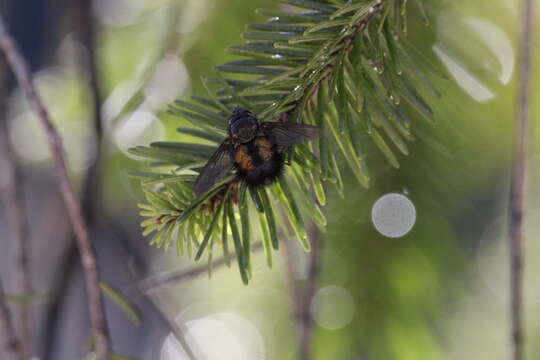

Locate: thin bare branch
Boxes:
[142,293,198,360]
[74,0,103,139]
[74,0,105,220]
[0,278,23,360]
[509,1,534,360]
[283,228,322,360]
[139,242,264,293]
[127,254,198,360]
[41,2,107,356]
[40,243,78,360]
[0,14,112,360]
[0,71,32,359]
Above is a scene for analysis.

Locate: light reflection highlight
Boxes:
[113,110,165,158]
[310,286,356,330]
[371,193,416,238]
[434,14,514,103]
[161,312,265,360]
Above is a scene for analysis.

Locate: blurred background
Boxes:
[0,0,539,359]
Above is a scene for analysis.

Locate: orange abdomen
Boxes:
[234,136,284,186]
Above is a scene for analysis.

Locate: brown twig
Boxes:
[74,0,105,222]
[74,0,103,139]
[139,242,264,293]
[509,1,534,360]
[40,242,78,360]
[283,227,322,360]
[0,68,32,359]
[0,14,112,360]
[142,292,199,360]
[0,278,23,360]
[41,2,106,357]
[128,256,199,360]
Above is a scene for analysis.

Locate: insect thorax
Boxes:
[228,107,259,143]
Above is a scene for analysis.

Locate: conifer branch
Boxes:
[0,14,113,360]
[131,0,444,281]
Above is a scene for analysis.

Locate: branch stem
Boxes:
[0,278,23,360]
[139,242,264,293]
[509,1,534,360]
[0,14,112,360]
[283,228,322,360]
[41,2,106,357]
[0,70,32,359]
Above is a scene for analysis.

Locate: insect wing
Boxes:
[261,122,321,146]
[194,141,234,196]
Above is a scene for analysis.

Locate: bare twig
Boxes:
[283,228,322,360]
[509,1,534,360]
[128,258,198,360]
[74,0,105,222]
[139,242,264,293]
[0,14,112,360]
[0,278,23,360]
[74,0,103,139]
[41,2,106,357]
[40,243,78,360]
[0,69,32,359]
[142,293,199,360]
[42,1,182,355]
